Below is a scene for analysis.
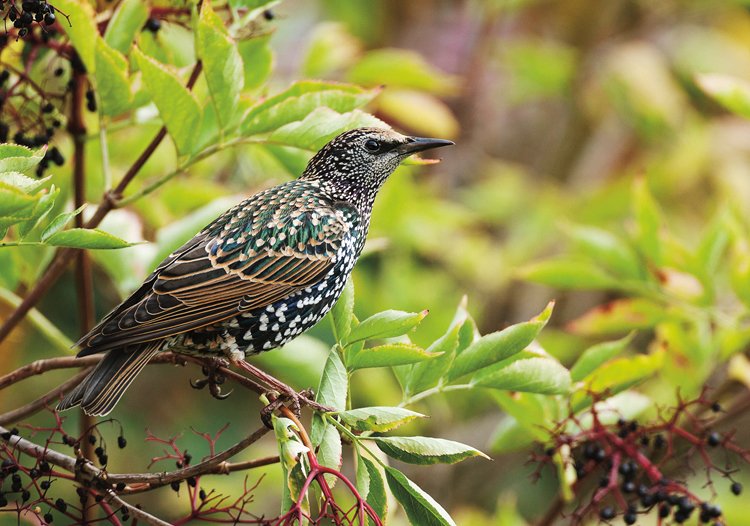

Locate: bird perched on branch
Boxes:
[58,127,453,416]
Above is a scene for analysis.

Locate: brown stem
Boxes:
[0,355,101,389]
[0,61,203,347]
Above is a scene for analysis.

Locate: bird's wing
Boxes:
[77,184,359,354]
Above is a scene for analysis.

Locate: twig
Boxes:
[104,493,171,526]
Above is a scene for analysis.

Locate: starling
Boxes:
[58,127,453,416]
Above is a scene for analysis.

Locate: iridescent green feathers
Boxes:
[75,180,360,356]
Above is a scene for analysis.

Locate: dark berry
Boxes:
[55,498,66,512]
[39,461,50,473]
[40,480,51,490]
[640,493,655,508]
[653,434,665,449]
[187,476,196,487]
[599,506,616,520]
[99,454,108,465]
[622,481,636,493]
[42,102,54,113]
[121,514,130,522]
[144,17,161,32]
[117,436,127,449]
[731,482,742,496]
[54,67,64,77]
[639,435,649,447]
[183,453,192,465]
[711,402,721,412]
[263,9,274,20]
[659,504,671,518]
[199,489,206,500]
[44,512,53,523]
[624,511,637,525]
[88,435,97,445]
[21,489,30,502]
[706,432,721,447]
[94,446,104,457]
[44,12,55,25]
[170,481,180,492]
[29,468,39,478]
[544,447,555,457]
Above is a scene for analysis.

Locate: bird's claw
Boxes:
[191,362,232,400]
[259,388,314,428]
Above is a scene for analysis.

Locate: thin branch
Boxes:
[0,355,100,389]
[0,368,92,425]
[104,493,171,526]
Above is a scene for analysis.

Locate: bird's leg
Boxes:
[190,357,233,400]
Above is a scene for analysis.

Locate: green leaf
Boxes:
[489,415,538,453]
[405,323,461,396]
[311,348,347,446]
[0,182,38,217]
[95,38,132,116]
[520,259,619,290]
[632,177,663,265]
[41,205,86,242]
[348,49,458,95]
[568,298,667,336]
[696,73,750,119]
[0,145,46,174]
[45,228,136,249]
[565,224,642,279]
[385,466,457,526]
[18,187,58,239]
[133,47,203,155]
[357,456,387,523]
[268,107,386,150]
[54,0,98,73]
[338,406,425,432]
[238,35,273,90]
[584,351,664,393]
[346,309,428,345]
[197,1,244,129]
[471,357,572,395]
[375,436,488,465]
[447,302,553,381]
[349,343,438,370]
[273,416,309,514]
[241,80,378,135]
[330,277,354,343]
[104,0,149,53]
[0,172,50,194]
[317,423,342,486]
[303,22,361,78]
[570,333,634,382]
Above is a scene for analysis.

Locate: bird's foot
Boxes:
[259,388,317,429]
[190,359,233,400]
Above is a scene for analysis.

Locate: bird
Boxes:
[58,127,453,416]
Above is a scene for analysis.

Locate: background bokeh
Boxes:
[3,0,750,524]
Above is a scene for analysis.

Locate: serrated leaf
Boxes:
[104,0,149,53]
[385,466,456,526]
[45,228,135,249]
[696,73,750,119]
[357,456,387,523]
[198,1,244,129]
[338,406,425,432]
[311,348,347,446]
[95,38,132,116]
[268,107,387,150]
[584,351,664,394]
[349,343,438,370]
[41,205,86,242]
[346,309,427,345]
[241,80,378,135]
[447,302,553,381]
[375,436,488,465]
[238,35,273,90]
[471,357,572,395]
[330,277,354,343]
[0,172,50,194]
[520,259,619,290]
[570,333,634,382]
[54,0,98,73]
[0,145,46,174]
[133,47,203,155]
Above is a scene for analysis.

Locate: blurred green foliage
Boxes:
[2,0,750,524]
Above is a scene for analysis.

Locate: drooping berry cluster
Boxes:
[536,393,749,525]
[1,0,57,38]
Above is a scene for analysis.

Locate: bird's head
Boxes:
[302,127,453,205]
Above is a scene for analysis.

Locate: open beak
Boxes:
[397,136,455,156]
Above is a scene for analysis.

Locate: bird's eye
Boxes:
[364,139,381,153]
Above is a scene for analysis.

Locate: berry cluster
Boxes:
[536,394,749,525]
[2,0,57,38]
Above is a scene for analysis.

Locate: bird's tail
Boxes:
[57,342,161,416]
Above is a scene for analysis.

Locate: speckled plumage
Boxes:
[58,127,453,416]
